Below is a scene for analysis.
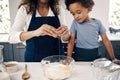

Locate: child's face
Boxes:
[69,2,91,23]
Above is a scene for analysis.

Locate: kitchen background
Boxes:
[0,0,120,62]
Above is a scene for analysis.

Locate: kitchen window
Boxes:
[0,0,119,34]
[0,0,10,33]
[109,0,120,29]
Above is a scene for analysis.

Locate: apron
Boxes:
[25,12,64,62]
[74,47,100,61]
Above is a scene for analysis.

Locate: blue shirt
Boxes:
[70,19,106,49]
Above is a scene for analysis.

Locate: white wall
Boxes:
[9,0,21,25]
[90,0,109,30]
[60,0,109,30]
[9,0,109,30]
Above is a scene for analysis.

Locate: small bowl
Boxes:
[5,61,18,73]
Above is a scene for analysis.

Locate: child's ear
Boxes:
[88,7,92,12]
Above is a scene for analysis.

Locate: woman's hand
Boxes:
[57,25,70,41]
[34,24,58,38]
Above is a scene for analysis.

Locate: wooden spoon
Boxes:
[22,64,30,80]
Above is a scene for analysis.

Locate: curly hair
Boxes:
[19,0,60,15]
[65,0,94,10]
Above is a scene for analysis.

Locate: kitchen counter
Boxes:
[99,33,120,41]
[9,62,95,80]
[0,33,120,43]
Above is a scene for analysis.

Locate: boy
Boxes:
[65,0,120,63]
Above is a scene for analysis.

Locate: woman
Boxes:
[9,0,69,62]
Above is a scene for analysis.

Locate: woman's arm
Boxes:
[9,6,29,43]
[67,33,75,57]
[9,6,58,43]
[101,33,115,60]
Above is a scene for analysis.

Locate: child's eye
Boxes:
[71,12,75,16]
[77,10,81,14]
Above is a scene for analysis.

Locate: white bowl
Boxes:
[5,61,18,73]
[0,72,11,80]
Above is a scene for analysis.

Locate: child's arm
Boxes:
[101,33,120,64]
[67,33,75,57]
[101,33,115,60]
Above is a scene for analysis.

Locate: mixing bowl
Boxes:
[41,55,75,80]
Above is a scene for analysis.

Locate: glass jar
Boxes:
[0,45,4,64]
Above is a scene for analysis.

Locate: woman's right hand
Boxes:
[34,24,58,38]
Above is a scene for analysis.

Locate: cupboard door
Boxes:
[0,42,13,61]
[111,41,120,60]
[13,43,25,62]
[99,42,106,58]
[100,41,120,60]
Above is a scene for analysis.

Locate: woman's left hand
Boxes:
[57,25,70,41]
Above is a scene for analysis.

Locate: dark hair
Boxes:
[65,0,94,10]
[19,0,60,15]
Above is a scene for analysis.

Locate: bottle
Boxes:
[0,45,10,80]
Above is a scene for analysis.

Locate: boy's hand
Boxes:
[112,59,120,65]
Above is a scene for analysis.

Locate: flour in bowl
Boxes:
[44,62,72,80]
